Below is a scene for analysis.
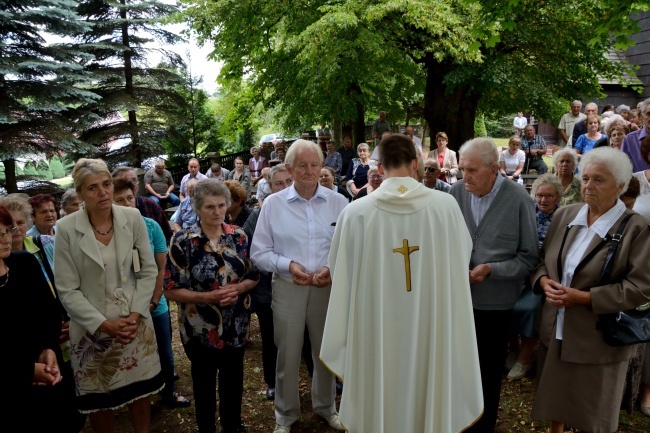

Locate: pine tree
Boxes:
[36,159,53,180]
[0,0,99,192]
[75,0,187,167]
[49,156,66,179]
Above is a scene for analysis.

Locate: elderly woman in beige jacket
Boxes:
[55,158,162,433]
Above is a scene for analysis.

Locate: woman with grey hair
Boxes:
[60,187,82,217]
[249,145,268,186]
[595,114,629,150]
[530,147,650,433]
[616,104,631,119]
[552,148,583,206]
[507,173,564,380]
[345,142,374,197]
[164,178,259,433]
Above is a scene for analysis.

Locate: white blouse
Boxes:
[555,200,626,339]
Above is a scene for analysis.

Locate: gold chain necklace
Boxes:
[0,262,9,288]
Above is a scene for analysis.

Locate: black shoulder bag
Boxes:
[595,214,650,346]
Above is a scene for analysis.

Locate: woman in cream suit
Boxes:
[427,131,458,183]
[530,148,650,433]
[54,158,162,433]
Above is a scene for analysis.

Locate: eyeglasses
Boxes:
[0,226,19,239]
[424,167,440,173]
[535,194,556,200]
[369,175,383,180]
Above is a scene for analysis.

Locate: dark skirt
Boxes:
[532,331,628,433]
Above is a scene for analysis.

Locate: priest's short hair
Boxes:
[377,133,417,170]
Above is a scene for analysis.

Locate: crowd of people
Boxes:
[8,100,650,433]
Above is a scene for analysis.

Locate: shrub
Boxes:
[49,156,66,179]
[23,162,38,177]
[36,160,53,180]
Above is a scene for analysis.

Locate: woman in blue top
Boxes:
[573,114,603,157]
[112,178,191,408]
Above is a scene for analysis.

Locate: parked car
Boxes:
[259,133,282,146]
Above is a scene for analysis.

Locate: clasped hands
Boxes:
[33,349,62,387]
[290,262,331,287]
[100,313,141,344]
[540,276,589,308]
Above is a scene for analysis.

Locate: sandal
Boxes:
[164,393,191,408]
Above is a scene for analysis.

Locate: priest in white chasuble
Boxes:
[321,134,483,433]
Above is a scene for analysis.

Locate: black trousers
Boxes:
[466,309,513,433]
[184,341,245,433]
[251,301,277,387]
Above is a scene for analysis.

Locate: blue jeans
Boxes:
[152,310,176,400]
[149,193,180,207]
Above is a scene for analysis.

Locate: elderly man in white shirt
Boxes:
[251,139,348,433]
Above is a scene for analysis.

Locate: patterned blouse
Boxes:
[536,204,557,252]
[164,222,257,349]
[559,175,583,206]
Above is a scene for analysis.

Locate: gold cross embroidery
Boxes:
[397,185,408,194]
[393,239,419,292]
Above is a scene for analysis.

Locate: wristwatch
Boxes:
[150,300,158,309]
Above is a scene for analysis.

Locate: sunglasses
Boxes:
[424,167,440,173]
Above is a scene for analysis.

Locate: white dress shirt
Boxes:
[470,174,504,227]
[251,183,348,278]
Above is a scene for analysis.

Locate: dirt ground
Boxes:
[82,304,650,433]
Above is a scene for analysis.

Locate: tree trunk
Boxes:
[121,1,141,167]
[423,55,479,152]
[332,119,342,146]
[2,159,17,194]
[347,82,366,146]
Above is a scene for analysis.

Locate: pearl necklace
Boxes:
[0,262,9,288]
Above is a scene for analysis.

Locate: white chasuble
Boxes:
[321,176,483,433]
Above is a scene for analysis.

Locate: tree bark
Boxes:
[347,82,366,146]
[423,55,479,152]
[332,119,342,146]
[2,159,17,194]
[121,1,142,167]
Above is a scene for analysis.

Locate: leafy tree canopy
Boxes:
[179,0,649,148]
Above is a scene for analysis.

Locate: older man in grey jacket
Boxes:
[450,137,539,433]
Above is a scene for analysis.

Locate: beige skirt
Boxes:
[532,332,628,433]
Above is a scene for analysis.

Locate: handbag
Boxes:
[595,213,650,346]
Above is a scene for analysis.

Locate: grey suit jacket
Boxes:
[54,204,158,334]
[531,204,650,364]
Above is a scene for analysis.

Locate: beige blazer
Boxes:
[427,148,458,183]
[531,204,650,364]
[54,204,158,334]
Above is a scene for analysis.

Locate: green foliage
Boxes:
[23,162,38,178]
[0,0,100,192]
[36,160,53,180]
[49,156,66,179]
[75,0,187,166]
[179,0,648,149]
[0,164,4,180]
[14,164,24,177]
[484,114,516,138]
[159,62,228,159]
[474,112,487,137]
